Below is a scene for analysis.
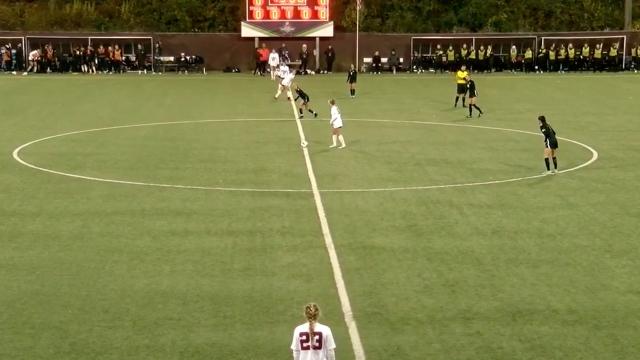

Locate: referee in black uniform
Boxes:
[347,64,357,98]
[293,84,318,119]
[539,115,559,174]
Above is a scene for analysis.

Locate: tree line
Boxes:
[0,0,638,33]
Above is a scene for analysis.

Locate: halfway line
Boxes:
[287,96,366,360]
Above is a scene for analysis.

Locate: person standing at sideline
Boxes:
[347,64,357,98]
[538,115,559,174]
[268,49,280,80]
[291,303,336,360]
[324,45,335,73]
[328,99,346,149]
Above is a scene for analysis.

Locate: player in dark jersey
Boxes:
[347,64,357,98]
[538,115,559,174]
[293,84,318,119]
[466,76,483,118]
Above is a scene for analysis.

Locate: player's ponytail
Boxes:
[305,303,320,342]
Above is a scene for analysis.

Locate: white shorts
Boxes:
[331,118,343,128]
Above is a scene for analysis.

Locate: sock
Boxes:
[299,108,303,115]
[462,96,466,106]
[352,89,356,96]
[275,88,281,98]
[544,158,550,171]
[338,134,345,147]
[332,134,337,146]
[350,89,355,96]
[552,157,558,170]
[455,96,459,106]
[468,104,473,117]
[473,104,483,113]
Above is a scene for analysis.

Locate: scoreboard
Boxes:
[242,0,333,37]
[247,0,329,22]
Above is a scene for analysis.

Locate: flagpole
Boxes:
[355,0,360,72]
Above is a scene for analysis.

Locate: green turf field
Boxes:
[1,72,639,360]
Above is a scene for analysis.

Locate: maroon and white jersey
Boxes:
[291,322,336,360]
[29,50,39,61]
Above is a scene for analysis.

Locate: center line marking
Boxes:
[287,97,366,360]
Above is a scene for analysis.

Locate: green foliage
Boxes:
[0,0,630,32]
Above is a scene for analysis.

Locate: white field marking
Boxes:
[11,118,598,193]
[318,119,600,192]
[288,98,367,360]
[12,119,309,193]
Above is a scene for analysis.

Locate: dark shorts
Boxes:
[468,94,477,99]
[545,139,559,149]
[300,96,310,104]
[457,83,467,94]
[348,79,356,84]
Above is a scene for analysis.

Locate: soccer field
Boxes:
[1,72,639,360]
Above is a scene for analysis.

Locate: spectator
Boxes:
[15,43,23,73]
[434,44,445,73]
[2,44,11,72]
[387,48,399,74]
[154,41,162,73]
[136,43,146,74]
[86,46,96,74]
[537,45,547,73]
[113,44,123,73]
[548,43,557,72]
[253,47,262,75]
[178,52,189,74]
[371,50,382,74]
[509,45,518,72]
[278,43,290,63]
[324,45,335,73]
[558,44,567,73]
[299,43,309,74]
[97,45,106,73]
[567,43,575,72]
[107,45,114,73]
[259,43,269,75]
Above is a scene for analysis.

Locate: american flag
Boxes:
[356,0,362,10]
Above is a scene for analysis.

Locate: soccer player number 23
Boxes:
[299,331,323,350]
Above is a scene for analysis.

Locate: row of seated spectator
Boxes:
[411,42,640,74]
[363,49,404,74]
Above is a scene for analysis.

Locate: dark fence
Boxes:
[1,30,639,72]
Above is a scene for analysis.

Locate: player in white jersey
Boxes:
[268,49,280,80]
[275,71,295,100]
[291,303,336,360]
[23,49,40,75]
[328,99,346,149]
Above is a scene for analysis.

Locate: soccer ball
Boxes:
[300,140,308,148]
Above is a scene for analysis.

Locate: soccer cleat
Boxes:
[466,115,472,118]
[478,113,483,118]
[314,112,318,118]
[542,171,552,175]
[552,169,558,174]
[339,145,346,149]
[299,115,304,119]
[329,144,337,148]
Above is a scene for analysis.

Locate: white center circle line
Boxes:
[11,118,598,193]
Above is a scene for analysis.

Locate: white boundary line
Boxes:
[287,99,367,360]
[11,118,598,193]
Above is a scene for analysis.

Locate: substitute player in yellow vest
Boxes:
[567,43,575,72]
[581,43,590,72]
[631,44,639,72]
[608,42,619,71]
[468,46,476,72]
[593,43,603,72]
[446,45,455,72]
[548,43,557,72]
[537,45,547,73]
[478,45,486,72]
[454,65,468,108]
[524,47,533,73]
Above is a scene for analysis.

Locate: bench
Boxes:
[362,57,404,73]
